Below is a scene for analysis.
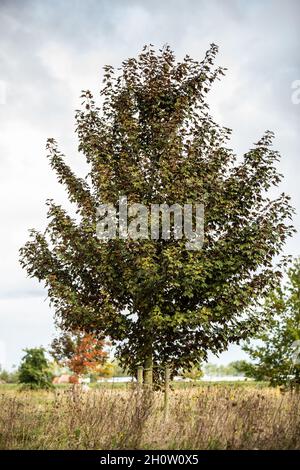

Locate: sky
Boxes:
[0,0,299,370]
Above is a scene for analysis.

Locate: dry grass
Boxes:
[0,384,300,449]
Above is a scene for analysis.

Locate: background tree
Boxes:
[50,332,108,379]
[182,364,203,381]
[203,361,246,377]
[110,359,129,378]
[0,366,19,384]
[0,367,10,383]
[226,360,248,377]
[241,258,300,387]
[20,44,294,384]
[18,348,52,389]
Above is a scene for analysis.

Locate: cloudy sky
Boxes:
[0,0,299,369]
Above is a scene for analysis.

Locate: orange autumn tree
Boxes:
[68,334,108,376]
[50,332,109,380]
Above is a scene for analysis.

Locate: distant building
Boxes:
[52,374,73,384]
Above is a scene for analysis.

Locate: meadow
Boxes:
[0,382,300,450]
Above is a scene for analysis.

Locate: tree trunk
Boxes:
[137,366,143,385]
[143,353,153,387]
[164,365,171,419]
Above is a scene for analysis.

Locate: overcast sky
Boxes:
[0,0,299,370]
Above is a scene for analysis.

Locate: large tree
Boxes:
[20,44,294,384]
[241,258,300,388]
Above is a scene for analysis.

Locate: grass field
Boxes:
[0,382,299,450]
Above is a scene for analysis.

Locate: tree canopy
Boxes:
[20,44,294,382]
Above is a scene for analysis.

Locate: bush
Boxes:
[18,348,53,390]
